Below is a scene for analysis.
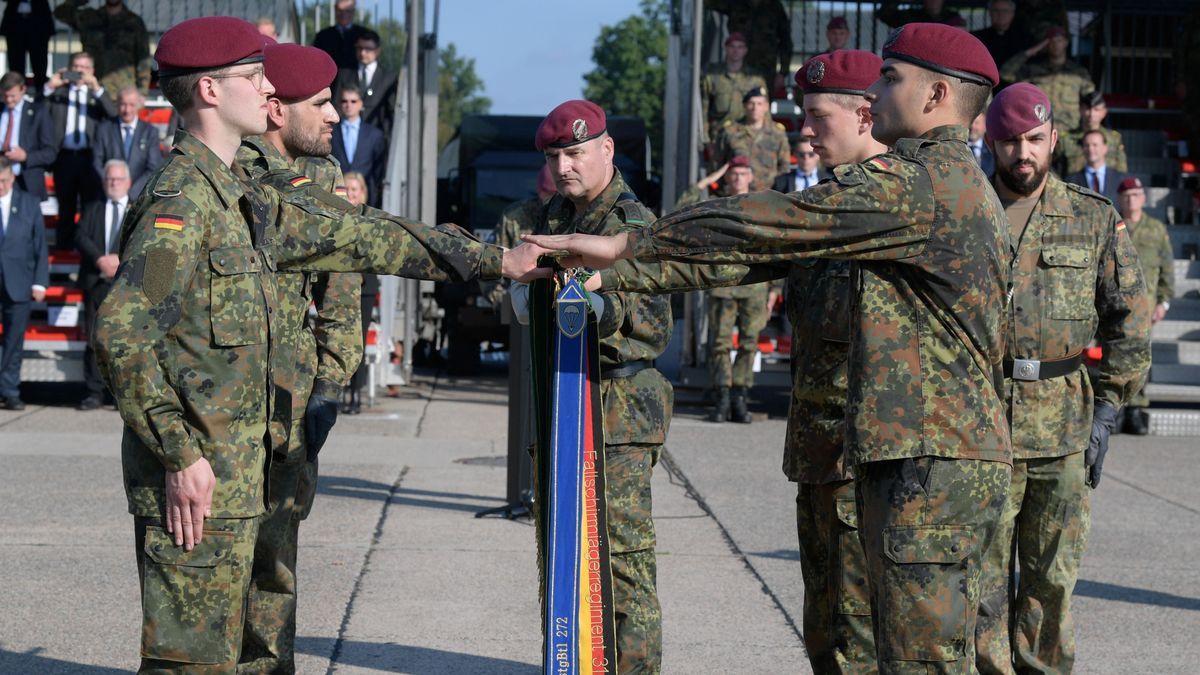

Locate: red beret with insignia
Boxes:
[264,43,338,100]
[155,17,269,77]
[985,83,1053,143]
[535,100,607,151]
[1117,176,1143,194]
[728,155,751,169]
[725,32,748,46]
[797,50,882,96]
[881,22,999,87]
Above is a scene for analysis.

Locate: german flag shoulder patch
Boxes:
[153,214,184,231]
[865,156,893,171]
[333,185,347,197]
[1115,220,1127,232]
[289,175,313,188]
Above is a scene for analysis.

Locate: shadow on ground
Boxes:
[297,636,538,673]
[0,647,127,674]
[318,475,506,513]
[1076,579,1200,611]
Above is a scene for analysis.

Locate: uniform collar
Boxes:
[1036,173,1073,218]
[240,134,292,172]
[918,125,968,143]
[569,170,629,236]
[173,130,246,209]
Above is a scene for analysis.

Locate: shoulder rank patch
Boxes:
[153,214,184,231]
[289,175,313,188]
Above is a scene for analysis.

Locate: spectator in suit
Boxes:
[777,138,829,192]
[1066,129,1128,201]
[971,0,1028,86]
[45,52,117,250]
[335,29,398,140]
[341,171,377,414]
[1,0,54,94]
[332,84,387,208]
[969,112,996,176]
[73,158,128,410]
[0,71,56,201]
[93,86,162,199]
[0,158,48,410]
[313,0,368,70]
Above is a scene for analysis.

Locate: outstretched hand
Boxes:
[501,242,555,282]
[520,232,633,270]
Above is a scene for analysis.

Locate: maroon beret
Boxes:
[1117,176,1144,194]
[729,155,751,169]
[827,17,849,31]
[797,50,882,95]
[1045,25,1069,40]
[725,32,747,46]
[264,43,337,100]
[155,17,267,77]
[535,100,606,151]
[881,22,999,87]
[985,83,1053,143]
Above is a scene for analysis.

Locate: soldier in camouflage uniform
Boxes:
[1056,91,1127,176]
[708,0,792,92]
[1000,26,1094,131]
[54,0,151,97]
[1116,176,1173,434]
[529,26,1018,673]
[973,83,1150,675]
[95,19,545,671]
[714,87,790,192]
[534,100,672,674]
[700,32,768,146]
[232,44,363,674]
[683,157,775,424]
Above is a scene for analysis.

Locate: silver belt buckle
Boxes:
[1013,358,1041,381]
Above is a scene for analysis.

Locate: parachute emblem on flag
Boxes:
[557,284,588,338]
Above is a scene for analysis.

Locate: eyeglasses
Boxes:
[209,67,265,90]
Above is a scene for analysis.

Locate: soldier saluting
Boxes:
[527,24,1015,672]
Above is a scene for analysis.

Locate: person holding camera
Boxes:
[45,51,116,249]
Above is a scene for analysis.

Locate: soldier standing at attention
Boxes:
[972,83,1150,675]
[53,0,151,98]
[535,100,672,674]
[94,17,547,671]
[707,0,793,92]
[1115,176,1173,435]
[822,17,852,54]
[232,43,363,673]
[1057,91,1128,176]
[528,25,1015,672]
[700,32,767,149]
[695,156,777,424]
[715,86,790,192]
[1000,26,1094,131]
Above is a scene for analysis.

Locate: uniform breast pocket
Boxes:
[818,265,853,344]
[1042,245,1095,321]
[209,247,267,346]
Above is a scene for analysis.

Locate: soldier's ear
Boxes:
[1050,127,1058,153]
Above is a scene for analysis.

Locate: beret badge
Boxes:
[807,60,826,84]
[1033,103,1050,123]
[572,119,589,142]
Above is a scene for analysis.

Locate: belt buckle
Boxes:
[1013,358,1041,381]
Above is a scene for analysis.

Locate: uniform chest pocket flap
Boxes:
[209,247,268,347]
[818,266,853,344]
[1042,244,1095,320]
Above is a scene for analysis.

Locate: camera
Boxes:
[63,70,82,84]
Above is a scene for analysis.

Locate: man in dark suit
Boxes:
[969,112,996,177]
[93,86,163,199]
[45,51,117,249]
[774,137,830,192]
[0,158,48,410]
[1,0,54,93]
[1065,129,1128,201]
[312,0,369,70]
[332,84,387,207]
[0,71,56,200]
[74,158,128,409]
[335,29,397,140]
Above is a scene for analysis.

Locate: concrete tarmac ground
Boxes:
[0,374,1196,673]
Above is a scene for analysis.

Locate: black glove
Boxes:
[304,394,340,462]
[1085,403,1120,489]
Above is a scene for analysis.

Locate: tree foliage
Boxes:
[583,0,669,169]
[438,43,492,148]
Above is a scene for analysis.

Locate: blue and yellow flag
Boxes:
[531,277,617,674]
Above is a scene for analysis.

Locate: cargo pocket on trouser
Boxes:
[834,495,872,617]
[294,458,320,521]
[878,525,977,662]
[604,444,658,554]
[139,525,244,664]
